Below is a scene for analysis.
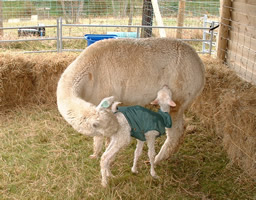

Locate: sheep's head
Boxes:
[151,85,176,112]
[75,96,119,137]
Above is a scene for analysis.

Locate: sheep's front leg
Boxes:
[154,115,185,165]
[146,131,158,178]
[131,140,144,174]
[90,136,104,159]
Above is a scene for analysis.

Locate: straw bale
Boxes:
[191,56,256,179]
[0,53,77,109]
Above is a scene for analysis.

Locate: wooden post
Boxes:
[151,0,166,37]
[141,0,153,38]
[217,0,232,61]
[0,0,3,36]
[176,0,186,39]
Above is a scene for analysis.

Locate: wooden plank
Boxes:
[230,21,256,39]
[229,30,256,52]
[228,41,256,65]
[233,0,256,6]
[217,0,232,61]
[231,11,256,27]
[232,2,256,16]
[227,59,256,84]
[227,50,256,74]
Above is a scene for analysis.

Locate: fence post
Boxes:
[59,17,63,53]
[176,0,186,39]
[209,21,215,55]
[217,0,232,61]
[57,18,60,52]
[202,14,207,53]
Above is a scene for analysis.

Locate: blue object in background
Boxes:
[84,34,117,46]
[107,32,138,38]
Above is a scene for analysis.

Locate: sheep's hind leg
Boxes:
[154,113,185,165]
[131,140,144,174]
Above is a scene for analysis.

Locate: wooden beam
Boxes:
[217,0,232,61]
[151,0,166,37]
[176,0,186,39]
[0,0,3,36]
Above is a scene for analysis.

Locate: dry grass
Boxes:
[0,104,255,200]
[0,53,255,199]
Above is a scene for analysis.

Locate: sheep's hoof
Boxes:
[89,154,98,159]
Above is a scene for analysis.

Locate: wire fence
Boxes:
[0,0,220,53]
[217,0,256,85]
[0,17,217,54]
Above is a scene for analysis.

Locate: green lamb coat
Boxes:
[117,105,172,141]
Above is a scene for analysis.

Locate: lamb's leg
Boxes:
[154,112,185,165]
[100,142,120,187]
[90,135,104,159]
[100,133,130,187]
[131,140,144,174]
[146,132,158,178]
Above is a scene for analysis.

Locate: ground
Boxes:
[0,104,255,200]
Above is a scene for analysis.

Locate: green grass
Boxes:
[0,105,255,200]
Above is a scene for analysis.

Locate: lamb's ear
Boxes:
[111,101,122,112]
[96,96,115,110]
[150,98,159,105]
[169,100,176,107]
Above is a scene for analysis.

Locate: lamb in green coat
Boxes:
[100,86,176,187]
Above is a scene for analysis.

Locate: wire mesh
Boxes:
[0,0,220,52]
[217,0,256,84]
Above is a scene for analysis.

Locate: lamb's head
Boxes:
[66,96,119,137]
[151,85,176,112]
[89,96,120,137]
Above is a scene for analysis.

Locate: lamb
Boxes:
[57,38,205,168]
[99,85,176,187]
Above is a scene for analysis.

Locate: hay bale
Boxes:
[191,56,256,179]
[0,53,77,109]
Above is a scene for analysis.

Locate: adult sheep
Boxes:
[57,38,205,164]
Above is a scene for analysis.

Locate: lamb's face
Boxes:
[77,109,119,137]
[151,86,176,112]
[89,109,119,137]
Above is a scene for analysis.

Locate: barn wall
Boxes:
[218,0,256,84]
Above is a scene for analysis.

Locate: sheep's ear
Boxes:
[169,100,176,107]
[97,96,115,110]
[150,99,159,105]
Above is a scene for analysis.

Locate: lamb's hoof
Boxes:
[107,171,114,177]
[131,168,138,174]
[101,180,108,188]
[152,174,160,179]
[89,154,98,159]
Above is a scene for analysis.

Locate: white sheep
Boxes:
[99,85,176,187]
[57,38,205,167]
